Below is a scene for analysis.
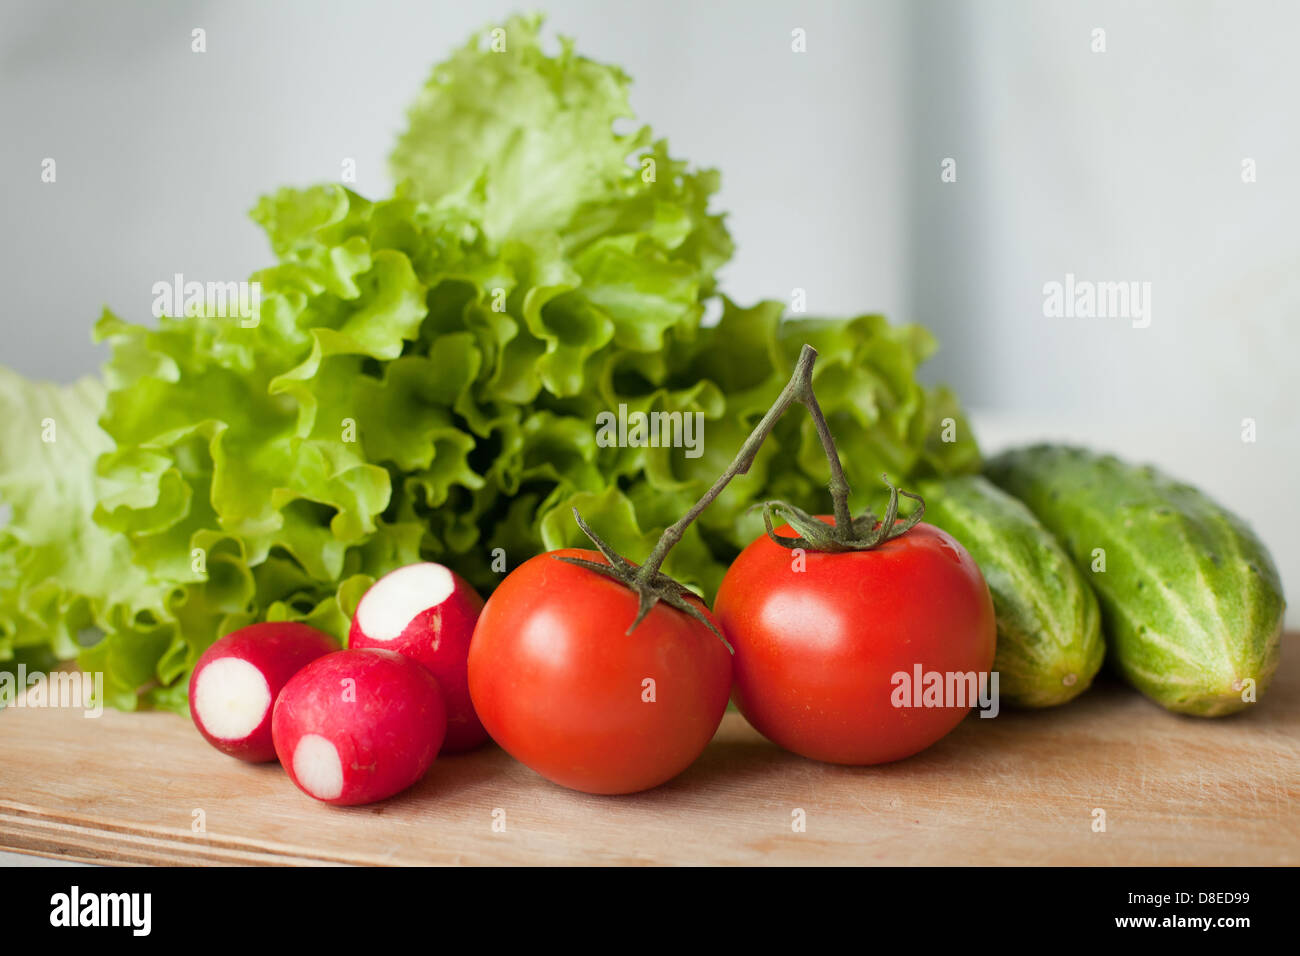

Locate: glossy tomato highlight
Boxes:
[714,519,996,765]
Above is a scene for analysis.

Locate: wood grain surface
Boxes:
[1,637,1296,866]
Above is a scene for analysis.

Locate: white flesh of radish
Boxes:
[356,562,455,640]
[193,657,272,740]
[293,734,344,799]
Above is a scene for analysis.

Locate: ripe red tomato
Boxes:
[467,548,733,795]
[713,519,996,765]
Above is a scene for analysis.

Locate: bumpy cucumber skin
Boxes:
[919,476,1104,707]
[985,445,1285,717]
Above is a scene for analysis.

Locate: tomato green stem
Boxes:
[560,342,924,639]
[558,345,820,643]
[634,344,822,585]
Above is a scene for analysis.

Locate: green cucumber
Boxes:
[919,475,1104,707]
[985,445,1285,716]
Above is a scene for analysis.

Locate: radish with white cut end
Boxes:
[188,622,337,763]
[348,561,487,753]
[272,648,446,806]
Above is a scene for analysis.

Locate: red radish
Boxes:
[188,622,337,763]
[272,648,446,806]
[347,561,487,753]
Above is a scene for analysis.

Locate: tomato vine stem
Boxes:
[636,344,823,584]
[558,343,924,640]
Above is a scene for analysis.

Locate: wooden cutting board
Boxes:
[2,637,1297,866]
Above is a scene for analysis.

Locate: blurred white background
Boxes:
[1,0,1296,622]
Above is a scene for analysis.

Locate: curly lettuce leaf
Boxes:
[0,370,179,707]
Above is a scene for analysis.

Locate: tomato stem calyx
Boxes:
[756,474,926,553]
[556,510,734,652]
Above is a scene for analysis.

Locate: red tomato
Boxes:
[713,519,996,765]
[467,548,733,795]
